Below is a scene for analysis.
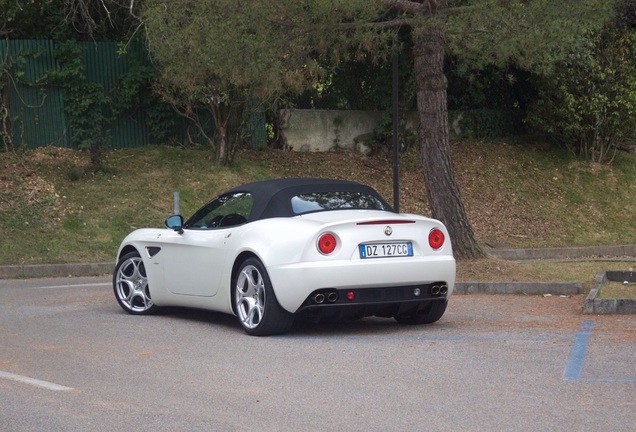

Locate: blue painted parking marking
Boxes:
[564,321,636,383]
[563,321,593,380]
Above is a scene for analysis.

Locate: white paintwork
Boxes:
[116,210,456,315]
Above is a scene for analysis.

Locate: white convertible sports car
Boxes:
[113,178,456,336]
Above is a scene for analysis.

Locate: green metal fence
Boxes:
[1,40,266,150]
[83,42,151,150]
[1,40,69,149]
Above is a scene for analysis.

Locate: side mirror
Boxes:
[165,215,184,233]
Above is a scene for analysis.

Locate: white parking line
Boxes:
[0,370,73,391]
[29,282,110,290]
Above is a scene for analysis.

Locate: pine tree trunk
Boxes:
[413,26,484,259]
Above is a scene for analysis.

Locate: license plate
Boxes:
[359,242,413,259]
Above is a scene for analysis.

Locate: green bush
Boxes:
[449,109,515,139]
[369,111,418,153]
[526,25,636,162]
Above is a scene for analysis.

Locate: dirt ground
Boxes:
[449,293,636,339]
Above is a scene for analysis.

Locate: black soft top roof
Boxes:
[225,178,394,221]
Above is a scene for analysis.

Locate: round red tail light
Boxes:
[428,228,445,250]
[317,233,337,255]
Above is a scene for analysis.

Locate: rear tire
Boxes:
[394,300,448,325]
[234,258,294,336]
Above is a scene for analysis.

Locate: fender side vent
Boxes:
[146,246,161,258]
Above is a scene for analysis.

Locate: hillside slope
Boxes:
[1,138,635,265]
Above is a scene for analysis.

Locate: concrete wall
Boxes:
[279,108,515,152]
[279,109,383,153]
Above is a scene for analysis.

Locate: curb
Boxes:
[0,262,113,279]
[488,244,636,261]
[584,271,636,314]
[455,281,584,296]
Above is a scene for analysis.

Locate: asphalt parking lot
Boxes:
[1,276,635,432]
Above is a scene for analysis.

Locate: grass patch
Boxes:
[598,281,636,299]
[457,259,636,290]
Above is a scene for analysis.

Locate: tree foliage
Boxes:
[141,0,392,163]
[445,0,618,73]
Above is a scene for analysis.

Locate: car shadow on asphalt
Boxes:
[104,302,453,337]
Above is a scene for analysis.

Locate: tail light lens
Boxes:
[428,228,445,250]
[317,233,337,255]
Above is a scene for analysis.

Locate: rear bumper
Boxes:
[267,256,456,313]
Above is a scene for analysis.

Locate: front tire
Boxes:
[234,258,294,336]
[113,252,157,315]
[394,300,448,325]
